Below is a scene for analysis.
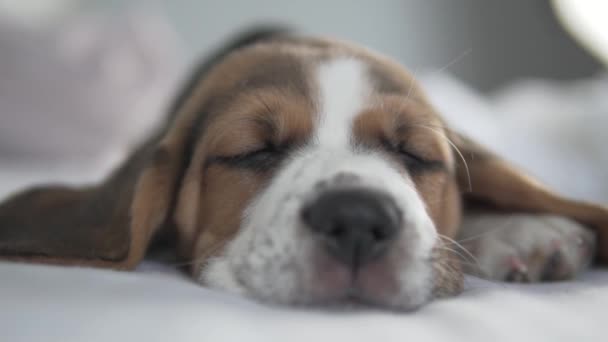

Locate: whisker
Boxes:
[438,246,481,272]
[405,67,419,102]
[407,121,458,134]
[428,48,473,76]
[437,245,478,268]
[438,233,480,267]
[456,214,518,244]
[430,254,479,289]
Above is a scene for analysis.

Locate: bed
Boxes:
[1,256,606,341]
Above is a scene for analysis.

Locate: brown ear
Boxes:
[0,114,195,269]
[451,132,608,263]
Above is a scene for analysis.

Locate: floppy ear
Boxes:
[0,115,194,269]
[451,132,608,263]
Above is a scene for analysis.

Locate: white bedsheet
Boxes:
[1,262,606,342]
[2,73,608,341]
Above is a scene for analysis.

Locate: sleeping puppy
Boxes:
[1,28,608,311]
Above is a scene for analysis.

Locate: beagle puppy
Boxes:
[1,28,608,311]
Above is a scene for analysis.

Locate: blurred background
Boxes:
[8,0,600,90]
[0,0,607,201]
[106,0,604,91]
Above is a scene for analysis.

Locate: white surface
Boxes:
[0,261,606,342]
[2,73,608,341]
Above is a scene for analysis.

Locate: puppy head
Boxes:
[173,37,463,310]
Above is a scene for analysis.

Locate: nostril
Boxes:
[328,224,346,239]
[300,207,311,225]
[371,225,389,241]
[301,188,401,268]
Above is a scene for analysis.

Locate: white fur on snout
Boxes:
[200,58,438,309]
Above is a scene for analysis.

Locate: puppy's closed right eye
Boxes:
[207,143,287,172]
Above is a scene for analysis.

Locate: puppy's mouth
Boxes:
[304,250,425,311]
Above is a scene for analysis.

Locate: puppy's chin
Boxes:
[199,242,458,312]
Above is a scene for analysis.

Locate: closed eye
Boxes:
[381,138,445,173]
[207,143,287,172]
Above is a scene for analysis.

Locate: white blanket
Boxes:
[2,73,608,341]
[1,262,606,342]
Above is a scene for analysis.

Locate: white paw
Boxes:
[457,214,595,282]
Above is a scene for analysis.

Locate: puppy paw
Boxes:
[457,214,595,282]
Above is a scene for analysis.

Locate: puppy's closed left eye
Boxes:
[380,138,445,173]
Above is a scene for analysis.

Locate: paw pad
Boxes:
[504,256,530,282]
[540,250,565,281]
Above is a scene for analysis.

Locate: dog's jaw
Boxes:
[198,58,448,310]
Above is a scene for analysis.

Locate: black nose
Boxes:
[301,188,401,270]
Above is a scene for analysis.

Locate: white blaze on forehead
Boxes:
[315,58,369,147]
